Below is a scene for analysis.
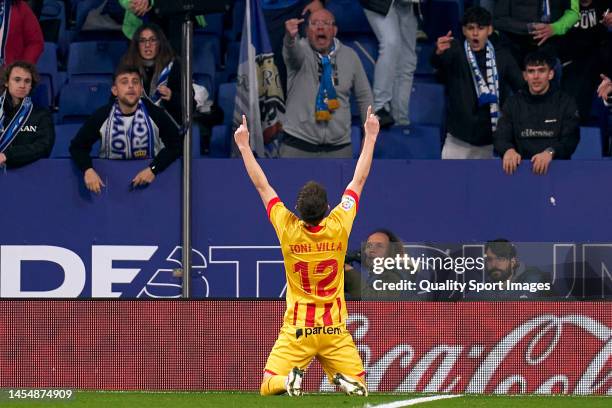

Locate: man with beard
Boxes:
[481,239,552,299]
[70,65,182,194]
[280,8,373,158]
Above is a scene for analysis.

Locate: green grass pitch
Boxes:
[1,391,611,408]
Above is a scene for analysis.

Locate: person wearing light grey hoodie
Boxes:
[280,8,373,158]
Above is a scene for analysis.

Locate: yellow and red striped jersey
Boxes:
[267,190,359,327]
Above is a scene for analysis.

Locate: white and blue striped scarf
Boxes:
[148,61,174,105]
[0,91,33,153]
[465,40,500,132]
[103,99,155,160]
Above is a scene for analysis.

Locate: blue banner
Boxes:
[1,159,612,299]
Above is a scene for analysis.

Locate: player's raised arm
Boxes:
[346,106,380,197]
[234,115,278,207]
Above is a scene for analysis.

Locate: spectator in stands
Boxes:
[262,0,325,96]
[494,51,579,175]
[118,0,205,55]
[120,23,187,125]
[345,229,422,300]
[69,65,182,194]
[0,0,44,66]
[432,6,524,159]
[481,239,553,299]
[361,0,422,128]
[559,0,612,122]
[494,0,579,67]
[0,61,54,168]
[280,9,373,158]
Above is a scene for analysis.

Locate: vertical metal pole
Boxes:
[181,18,193,298]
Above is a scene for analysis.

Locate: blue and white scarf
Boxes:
[0,0,12,66]
[465,40,500,132]
[0,91,33,153]
[103,99,155,160]
[148,61,174,105]
[315,39,339,122]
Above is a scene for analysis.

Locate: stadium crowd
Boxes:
[1,0,611,176]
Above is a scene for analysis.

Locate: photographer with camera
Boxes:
[344,229,422,300]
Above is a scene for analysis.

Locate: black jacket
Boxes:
[494,0,572,35]
[431,38,524,146]
[69,98,182,175]
[1,98,54,168]
[493,86,580,159]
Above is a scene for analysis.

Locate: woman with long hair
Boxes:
[120,23,185,125]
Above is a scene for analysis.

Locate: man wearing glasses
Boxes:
[280,8,373,158]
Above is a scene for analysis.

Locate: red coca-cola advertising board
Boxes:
[0,301,610,394]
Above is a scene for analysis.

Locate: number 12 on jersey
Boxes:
[293,260,338,297]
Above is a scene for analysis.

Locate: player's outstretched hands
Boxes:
[364,106,380,139]
[234,115,250,149]
[436,31,454,55]
[285,18,304,38]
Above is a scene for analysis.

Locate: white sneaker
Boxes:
[333,373,368,396]
[285,367,304,396]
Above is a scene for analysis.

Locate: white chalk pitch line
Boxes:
[367,394,463,408]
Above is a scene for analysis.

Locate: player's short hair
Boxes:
[485,239,517,259]
[113,64,142,83]
[2,60,39,92]
[461,6,492,27]
[523,50,556,70]
[296,181,328,225]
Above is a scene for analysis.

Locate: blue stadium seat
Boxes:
[57,82,111,124]
[74,0,105,32]
[194,33,221,68]
[326,0,372,34]
[67,41,128,83]
[222,41,241,83]
[572,127,603,159]
[51,123,100,158]
[415,43,436,80]
[210,125,230,157]
[374,125,442,159]
[37,42,60,103]
[217,82,237,126]
[31,83,51,109]
[41,0,67,49]
[410,82,446,127]
[193,40,217,99]
[340,34,378,86]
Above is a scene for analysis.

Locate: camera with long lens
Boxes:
[345,250,362,264]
